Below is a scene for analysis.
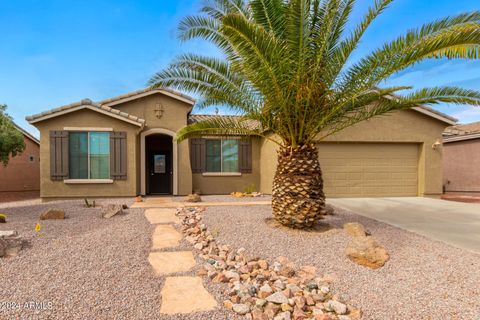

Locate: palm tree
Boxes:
[149,0,480,228]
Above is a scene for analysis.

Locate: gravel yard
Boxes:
[0,199,238,320]
[203,205,480,320]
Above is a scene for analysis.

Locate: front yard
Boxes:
[1,196,479,319]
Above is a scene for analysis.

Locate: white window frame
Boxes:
[66,131,111,181]
[204,138,240,173]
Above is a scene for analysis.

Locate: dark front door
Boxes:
[148,151,172,194]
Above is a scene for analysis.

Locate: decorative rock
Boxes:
[292,307,307,319]
[258,259,269,270]
[223,300,234,309]
[293,296,306,310]
[279,266,295,277]
[233,303,250,315]
[225,270,240,281]
[320,286,330,294]
[194,243,204,250]
[266,292,289,305]
[255,299,267,308]
[0,231,24,257]
[306,281,318,290]
[40,208,65,220]
[343,223,368,237]
[185,193,202,202]
[274,311,292,320]
[264,303,281,318]
[102,204,124,219]
[345,236,389,269]
[325,300,347,315]
[280,303,293,312]
[274,279,286,290]
[338,316,351,320]
[251,309,268,320]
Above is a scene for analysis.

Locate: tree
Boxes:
[149,0,480,228]
[0,104,25,166]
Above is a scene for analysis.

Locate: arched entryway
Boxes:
[140,129,178,195]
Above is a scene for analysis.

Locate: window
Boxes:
[69,132,110,179]
[205,139,239,172]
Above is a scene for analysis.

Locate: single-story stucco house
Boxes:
[0,123,40,193]
[26,88,456,201]
[443,122,480,195]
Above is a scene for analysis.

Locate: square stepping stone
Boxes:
[145,208,179,224]
[152,225,183,250]
[148,251,196,275]
[160,276,217,314]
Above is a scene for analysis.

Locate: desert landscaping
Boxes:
[1,196,479,319]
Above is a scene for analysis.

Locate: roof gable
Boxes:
[26,99,146,127]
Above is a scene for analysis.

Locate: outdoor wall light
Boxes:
[432,140,442,150]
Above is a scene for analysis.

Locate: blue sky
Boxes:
[1,0,479,137]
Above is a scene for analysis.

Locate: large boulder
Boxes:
[102,204,123,219]
[343,222,368,237]
[185,194,202,203]
[40,208,65,220]
[345,236,389,269]
[0,230,23,257]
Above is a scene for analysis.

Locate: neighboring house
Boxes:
[26,88,456,200]
[0,124,40,192]
[443,122,480,195]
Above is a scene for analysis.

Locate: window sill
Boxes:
[202,172,242,177]
[64,179,114,184]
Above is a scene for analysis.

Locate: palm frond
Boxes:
[176,116,264,142]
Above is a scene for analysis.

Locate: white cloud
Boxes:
[450,108,480,124]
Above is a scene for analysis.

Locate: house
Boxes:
[26,88,456,200]
[443,122,480,195]
[0,123,40,192]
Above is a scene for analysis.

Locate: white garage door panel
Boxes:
[318,143,419,197]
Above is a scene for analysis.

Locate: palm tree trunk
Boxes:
[272,144,326,228]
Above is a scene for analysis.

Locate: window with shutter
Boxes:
[50,131,69,180]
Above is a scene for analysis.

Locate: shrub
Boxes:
[0,213,7,223]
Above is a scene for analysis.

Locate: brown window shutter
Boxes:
[239,139,252,173]
[190,138,206,173]
[50,130,69,180]
[110,132,127,180]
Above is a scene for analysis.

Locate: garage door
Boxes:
[318,143,418,197]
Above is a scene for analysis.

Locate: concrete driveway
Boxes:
[328,197,480,252]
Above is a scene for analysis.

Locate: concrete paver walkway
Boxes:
[144,200,217,314]
[329,197,480,252]
[152,225,183,250]
[145,208,179,224]
[133,200,271,209]
[160,277,218,314]
[148,251,196,275]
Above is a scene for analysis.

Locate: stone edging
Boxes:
[177,207,362,320]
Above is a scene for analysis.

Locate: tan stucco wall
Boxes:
[259,109,448,197]
[112,93,193,195]
[34,109,140,199]
[192,138,261,194]
[0,136,40,192]
[443,139,480,194]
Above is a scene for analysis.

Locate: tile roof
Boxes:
[14,123,39,145]
[26,98,146,126]
[444,121,480,136]
[99,87,195,106]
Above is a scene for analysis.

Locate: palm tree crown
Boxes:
[149,0,480,147]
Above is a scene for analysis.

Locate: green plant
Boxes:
[243,184,256,194]
[0,213,6,223]
[150,0,480,228]
[0,104,25,166]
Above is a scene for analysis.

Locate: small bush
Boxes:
[0,213,7,223]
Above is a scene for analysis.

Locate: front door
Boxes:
[148,151,172,194]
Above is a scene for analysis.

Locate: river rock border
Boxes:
[177,207,362,320]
